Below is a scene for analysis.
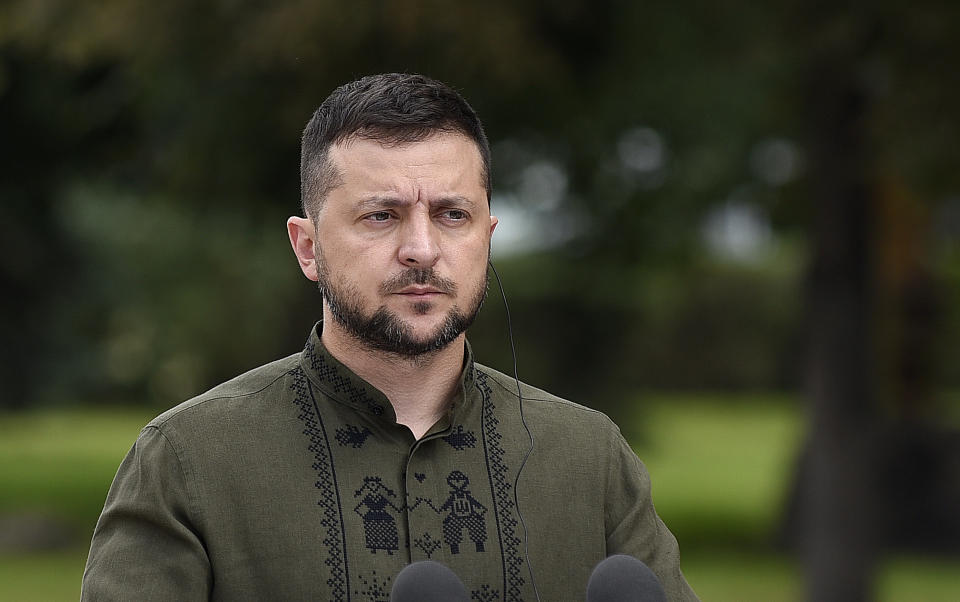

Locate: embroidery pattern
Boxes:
[413,532,443,558]
[408,496,441,513]
[291,366,349,600]
[354,477,401,555]
[440,470,488,554]
[414,472,427,483]
[477,372,525,601]
[336,425,373,448]
[472,584,502,601]
[304,340,385,415]
[443,425,478,450]
[353,570,391,602]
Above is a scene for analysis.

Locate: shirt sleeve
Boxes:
[604,430,700,601]
[81,425,211,601]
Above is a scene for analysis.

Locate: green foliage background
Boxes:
[3,0,959,409]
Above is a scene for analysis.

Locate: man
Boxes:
[82,73,698,601]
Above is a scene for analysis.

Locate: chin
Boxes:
[404,318,450,337]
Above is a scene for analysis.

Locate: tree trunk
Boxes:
[798,19,880,601]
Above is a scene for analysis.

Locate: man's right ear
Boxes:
[286,216,320,282]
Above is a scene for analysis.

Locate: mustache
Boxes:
[379,268,457,295]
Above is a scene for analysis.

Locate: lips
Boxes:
[395,286,444,296]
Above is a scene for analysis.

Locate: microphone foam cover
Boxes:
[390,560,469,602]
[586,554,667,602]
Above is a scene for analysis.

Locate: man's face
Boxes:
[312,132,497,357]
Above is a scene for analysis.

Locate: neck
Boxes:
[320,313,466,440]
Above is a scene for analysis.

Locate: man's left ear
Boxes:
[489,214,498,237]
[286,216,320,282]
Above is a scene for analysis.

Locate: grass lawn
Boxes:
[628,393,804,552]
[0,407,155,601]
[0,547,90,601]
[0,407,155,528]
[2,400,958,601]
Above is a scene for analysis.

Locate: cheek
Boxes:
[446,240,487,268]
[322,234,386,269]
[334,247,401,296]
[451,240,491,281]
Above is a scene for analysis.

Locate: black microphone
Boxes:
[390,560,470,602]
[586,555,667,602]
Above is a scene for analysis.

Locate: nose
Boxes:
[397,212,440,267]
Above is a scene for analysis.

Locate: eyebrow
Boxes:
[430,195,474,208]
[357,196,407,211]
[356,195,477,211]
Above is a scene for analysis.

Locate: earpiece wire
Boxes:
[488,260,541,602]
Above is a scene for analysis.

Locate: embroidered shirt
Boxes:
[82,324,698,601]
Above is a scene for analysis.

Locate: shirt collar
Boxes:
[299,322,478,424]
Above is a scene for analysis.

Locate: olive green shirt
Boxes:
[82,324,697,601]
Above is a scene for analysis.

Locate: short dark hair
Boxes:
[300,73,491,218]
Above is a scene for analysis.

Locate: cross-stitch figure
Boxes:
[439,470,487,554]
[354,477,402,555]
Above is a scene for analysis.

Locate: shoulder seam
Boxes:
[143,425,203,531]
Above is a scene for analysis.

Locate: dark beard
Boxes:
[318,264,487,358]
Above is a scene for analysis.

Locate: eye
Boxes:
[364,211,394,222]
[440,209,469,222]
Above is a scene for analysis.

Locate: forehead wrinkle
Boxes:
[333,134,487,210]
